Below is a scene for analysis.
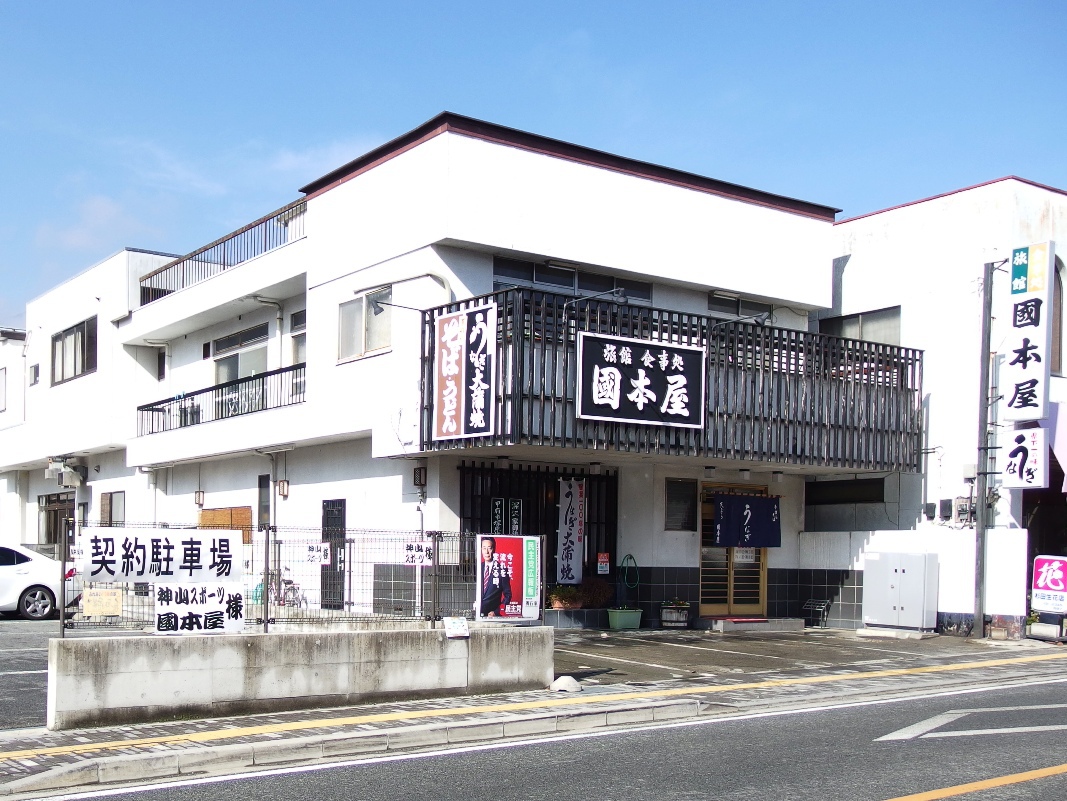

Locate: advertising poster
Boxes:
[1032,555,1067,613]
[475,534,541,621]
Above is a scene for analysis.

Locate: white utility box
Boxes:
[862,552,938,631]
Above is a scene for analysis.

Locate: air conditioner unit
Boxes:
[59,465,87,488]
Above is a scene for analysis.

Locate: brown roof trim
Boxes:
[836,176,1067,225]
[300,112,840,221]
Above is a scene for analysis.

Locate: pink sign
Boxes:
[1031,555,1067,613]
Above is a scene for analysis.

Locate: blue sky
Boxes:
[2,1,1064,327]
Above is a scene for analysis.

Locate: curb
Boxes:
[0,699,702,797]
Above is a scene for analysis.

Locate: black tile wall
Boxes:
[767,567,865,630]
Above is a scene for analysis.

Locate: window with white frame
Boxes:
[493,257,652,303]
[214,322,269,384]
[339,287,391,360]
[51,316,97,385]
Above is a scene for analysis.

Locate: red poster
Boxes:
[475,535,524,619]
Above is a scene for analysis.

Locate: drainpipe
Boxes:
[251,297,284,366]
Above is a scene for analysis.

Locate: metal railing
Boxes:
[421,288,925,472]
[138,200,306,305]
[136,363,306,435]
[62,523,480,631]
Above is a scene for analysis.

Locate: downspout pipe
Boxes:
[251,297,284,365]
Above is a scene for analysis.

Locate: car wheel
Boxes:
[19,586,55,620]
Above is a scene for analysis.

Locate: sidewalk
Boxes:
[2,630,1064,799]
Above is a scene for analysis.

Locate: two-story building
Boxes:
[0,113,924,626]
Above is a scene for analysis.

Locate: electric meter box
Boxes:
[862,552,938,631]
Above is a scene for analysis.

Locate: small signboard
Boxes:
[154,582,245,634]
[1001,428,1048,489]
[508,498,522,536]
[304,543,331,565]
[82,587,122,617]
[1031,555,1067,613]
[734,547,757,564]
[76,527,243,584]
[443,616,471,638]
[491,498,505,535]
[597,552,610,575]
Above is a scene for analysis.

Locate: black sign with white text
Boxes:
[576,333,705,429]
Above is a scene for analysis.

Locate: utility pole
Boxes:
[972,260,996,639]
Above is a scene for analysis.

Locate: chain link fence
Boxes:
[61,523,487,632]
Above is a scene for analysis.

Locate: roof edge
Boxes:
[299,112,840,221]
[836,176,1067,225]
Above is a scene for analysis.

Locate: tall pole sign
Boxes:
[1003,242,1055,422]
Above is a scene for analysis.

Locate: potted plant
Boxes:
[607,604,642,630]
[547,584,583,610]
[660,598,690,628]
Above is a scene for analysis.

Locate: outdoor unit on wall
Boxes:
[953,497,975,524]
[58,465,87,488]
[862,552,938,631]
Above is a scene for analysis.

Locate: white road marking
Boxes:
[555,648,683,672]
[925,723,1067,738]
[0,648,48,652]
[612,637,788,659]
[878,701,1067,741]
[876,712,970,741]
[0,669,47,676]
[44,676,1067,801]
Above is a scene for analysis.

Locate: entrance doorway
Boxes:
[699,483,768,616]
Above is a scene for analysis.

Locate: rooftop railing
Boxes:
[138,200,306,306]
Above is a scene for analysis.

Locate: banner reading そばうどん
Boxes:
[432,303,497,440]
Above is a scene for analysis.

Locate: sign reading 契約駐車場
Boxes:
[576,333,705,429]
[154,582,245,634]
[432,303,497,440]
[1003,242,1055,422]
[75,527,243,584]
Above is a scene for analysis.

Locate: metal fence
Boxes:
[62,524,484,633]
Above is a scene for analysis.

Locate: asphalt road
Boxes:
[0,618,1055,731]
[48,677,1067,801]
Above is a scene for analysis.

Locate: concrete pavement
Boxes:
[1,628,1065,799]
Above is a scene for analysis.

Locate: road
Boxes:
[39,678,1067,801]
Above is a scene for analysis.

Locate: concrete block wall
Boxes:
[48,626,553,730]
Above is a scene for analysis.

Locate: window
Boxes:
[29,364,39,385]
[665,478,698,530]
[0,547,31,567]
[51,316,97,385]
[708,293,773,319]
[214,323,268,356]
[0,367,5,412]
[291,309,306,333]
[99,491,125,527]
[214,322,269,384]
[820,306,901,346]
[339,287,392,360]
[493,257,652,304]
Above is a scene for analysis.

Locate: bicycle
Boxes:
[253,567,308,609]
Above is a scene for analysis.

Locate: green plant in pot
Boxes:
[547,584,583,609]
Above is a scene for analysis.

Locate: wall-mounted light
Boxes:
[413,467,427,487]
[703,465,716,477]
[194,490,205,506]
[739,469,751,481]
[277,479,290,498]
[771,471,783,483]
[589,462,601,475]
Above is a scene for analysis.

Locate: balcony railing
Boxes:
[138,200,306,306]
[421,289,924,472]
[137,364,306,436]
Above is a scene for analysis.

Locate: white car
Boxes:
[0,544,78,620]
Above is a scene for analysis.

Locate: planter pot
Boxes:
[551,599,583,610]
[607,608,642,630]
[660,606,690,628]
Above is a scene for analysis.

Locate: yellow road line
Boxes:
[883,761,1067,800]
[2,651,1065,762]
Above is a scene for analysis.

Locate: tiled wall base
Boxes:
[543,608,608,629]
[937,612,975,637]
[768,568,864,630]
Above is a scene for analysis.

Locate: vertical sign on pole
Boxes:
[1003,242,1055,422]
[556,478,585,584]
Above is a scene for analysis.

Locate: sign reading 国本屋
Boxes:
[1003,242,1056,422]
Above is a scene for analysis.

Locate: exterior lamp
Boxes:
[589,462,602,475]
[772,471,784,483]
[562,288,627,313]
[739,469,751,481]
[369,298,424,315]
[194,490,205,506]
[709,310,772,331]
[276,479,290,498]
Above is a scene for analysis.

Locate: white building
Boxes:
[827,177,1067,637]
[1,113,929,628]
